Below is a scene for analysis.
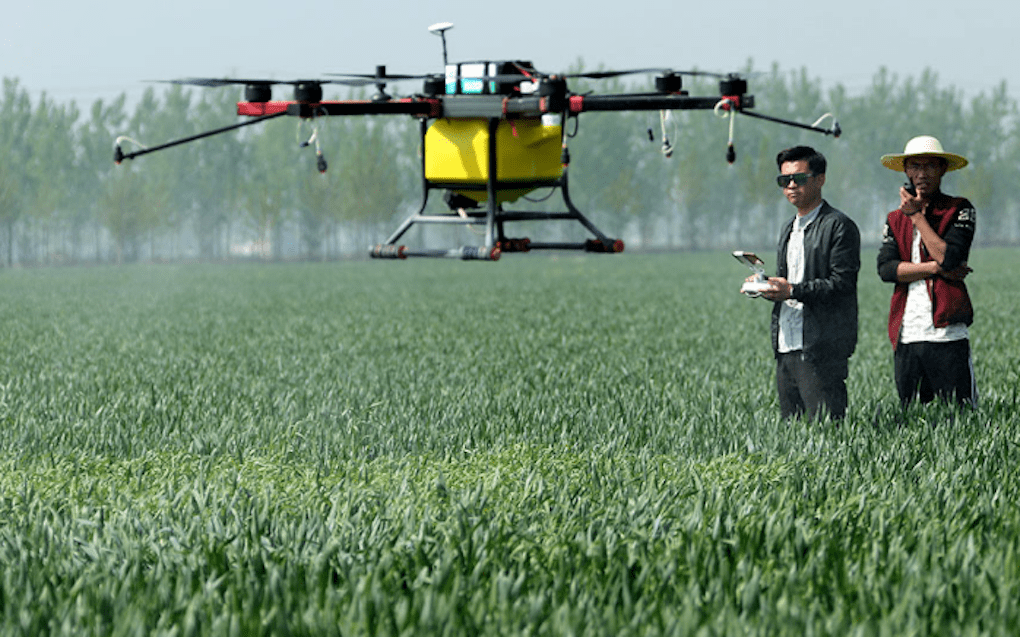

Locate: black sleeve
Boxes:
[877,219,900,283]
[941,202,976,272]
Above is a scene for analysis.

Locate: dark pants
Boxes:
[776,351,848,420]
[894,339,976,407]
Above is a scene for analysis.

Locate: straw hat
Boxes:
[881,135,968,172]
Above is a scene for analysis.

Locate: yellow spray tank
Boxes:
[424,114,563,205]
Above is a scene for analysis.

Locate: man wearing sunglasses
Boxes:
[758,146,860,420]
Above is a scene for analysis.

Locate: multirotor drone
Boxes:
[115,22,840,261]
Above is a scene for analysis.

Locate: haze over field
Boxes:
[5,0,1016,105]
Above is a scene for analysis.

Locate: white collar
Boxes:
[795,202,823,231]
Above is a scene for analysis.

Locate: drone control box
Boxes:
[445,61,537,95]
[733,250,771,297]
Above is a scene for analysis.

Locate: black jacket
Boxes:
[771,201,860,362]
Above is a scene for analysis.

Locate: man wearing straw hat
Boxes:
[877,135,977,407]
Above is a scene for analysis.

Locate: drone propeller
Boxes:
[567,68,762,79]
[162,78,272,88]
[559,68,674,80]
[159,78,334,103]
[478,67,734,82]
[160,66,439,104]
[326,70,432,83]
[445,67,754,97]
[561,68,761,95]
[326,66,437,101]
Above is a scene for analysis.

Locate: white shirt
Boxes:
[778,204,821,353]
[900,227,968,344]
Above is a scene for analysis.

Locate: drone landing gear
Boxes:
[370,243,500,260]
[370,118,623,261]
[486,188,626,254]
[370,177,623,261]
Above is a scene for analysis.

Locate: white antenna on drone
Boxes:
[428,22,454,66]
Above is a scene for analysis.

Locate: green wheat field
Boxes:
[1,249,1018,636]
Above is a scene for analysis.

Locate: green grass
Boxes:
[1,249,1018,635]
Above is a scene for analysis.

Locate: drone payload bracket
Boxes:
[370,116,624,261]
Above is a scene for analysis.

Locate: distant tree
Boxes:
[76,95,128,261]
[189,86,249,259]
[563,72,649,244]
[21,95,80,263]
[0,79,33,265]
[0,163,20,266]
[296,170,337,259]
[243,112,302,261]
[99,169,162,263]
[955,82,1019,242]
[330,116,411,250]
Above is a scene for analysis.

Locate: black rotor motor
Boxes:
[294,82,323,103]
[245,83,272,103]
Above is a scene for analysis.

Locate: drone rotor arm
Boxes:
[568,94,741,114]
[284,99,440,118]
[113,111,287,163]
[737,109,841,136]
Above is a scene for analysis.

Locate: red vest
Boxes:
[885,195,974,348]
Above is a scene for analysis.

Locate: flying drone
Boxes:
[114,22,841,261]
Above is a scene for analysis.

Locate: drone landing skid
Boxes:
[371,176,622,261]
[370,118,623,261]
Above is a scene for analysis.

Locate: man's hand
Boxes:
[939,262,973,281]
[740,274,754,294]
[900,186,923,216]
[762,277,793,302]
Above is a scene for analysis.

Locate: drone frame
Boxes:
[115,51,841,262]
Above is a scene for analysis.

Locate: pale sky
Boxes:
[3,0,1013,107]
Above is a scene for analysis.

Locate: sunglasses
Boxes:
[776,172,814,188]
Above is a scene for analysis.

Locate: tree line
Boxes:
[1,66,1017,266]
